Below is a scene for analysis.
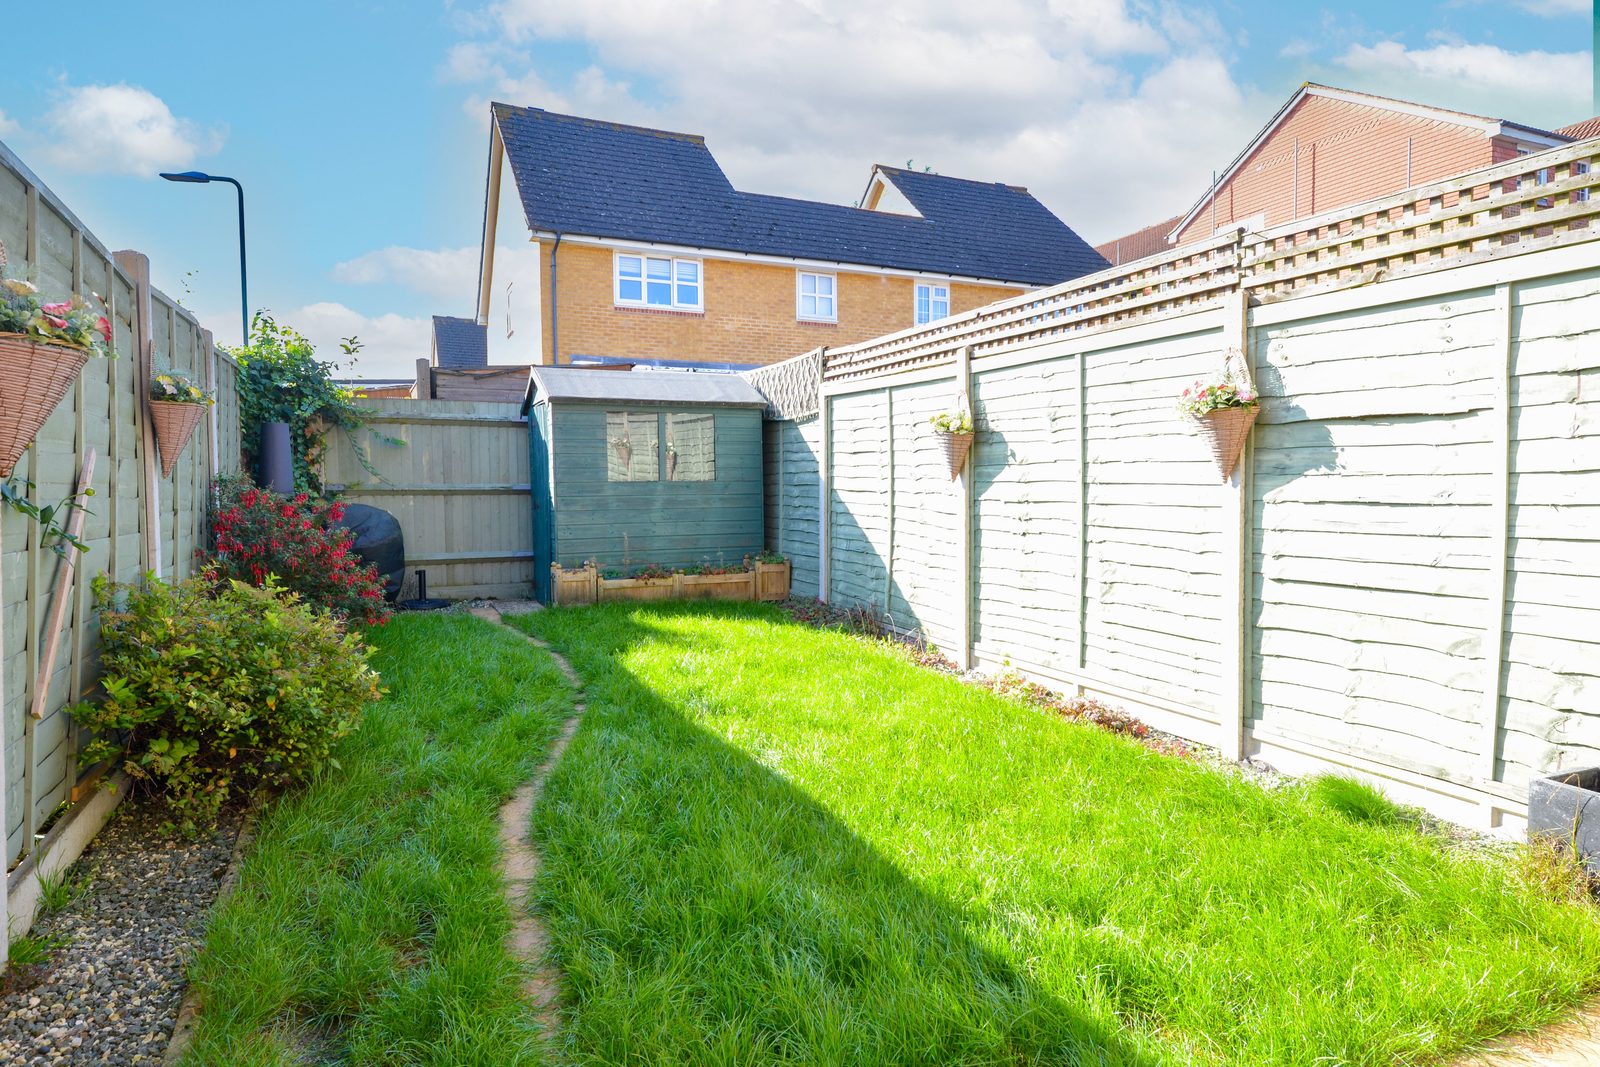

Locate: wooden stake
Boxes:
[31,448,97,720]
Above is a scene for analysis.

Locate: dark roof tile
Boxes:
[432,315,488,368]
[492,104,1107,286]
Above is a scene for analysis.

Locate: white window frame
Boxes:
[795,271,837,323]
[614,252,704,312]
[913,281,951,326]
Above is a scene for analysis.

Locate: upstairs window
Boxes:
[914,282,950,325]
[797,271,836,322]
[616,254,703,312]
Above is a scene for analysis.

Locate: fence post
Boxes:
[0,529,8,961]
[114,250,162,578]
[817,347,831,604]
[1480,283,1513,790]
[956,345,974,669]
[1218,291,1251,762]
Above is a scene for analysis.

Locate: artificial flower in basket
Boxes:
[929,410,974,481]
[0,239,113,478]
[611,433,632,468]
[1177,372,1259,481]
[149,370,215,479]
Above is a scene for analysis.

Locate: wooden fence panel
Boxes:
[796,223,1600,829]
[320,399,532,600]
[1250,294,1501,788]
[1500,267,1600,786]
[970,352,1082,677]
[826,391,890,609]
[885,378,961,649]
[762,417,821,598]
[0,140,238,869]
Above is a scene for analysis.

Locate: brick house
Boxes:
[1098,83,1572,260]
[472,104,1107,369]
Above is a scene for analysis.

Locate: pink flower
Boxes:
[41,302,70,314]
[45,316,67,329]
[96,317,111,336]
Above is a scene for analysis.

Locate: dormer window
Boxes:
[616,253,703,311]
[914,282,950,325]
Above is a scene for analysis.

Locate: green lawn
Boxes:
[508,601,1600,1067]
[181,613,572,1066]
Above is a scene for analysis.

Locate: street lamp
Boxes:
[159,170,249,348]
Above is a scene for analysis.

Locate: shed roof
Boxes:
[530,366,768,408]
[492,104,1107,286]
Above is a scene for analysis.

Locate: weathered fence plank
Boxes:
[319,398,532,600]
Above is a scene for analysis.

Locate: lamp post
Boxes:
[158,171,249,348]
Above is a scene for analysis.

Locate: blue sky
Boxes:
[0,0,1590,376]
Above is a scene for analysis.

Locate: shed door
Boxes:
[531,402,554,602]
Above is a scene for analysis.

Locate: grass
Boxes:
[507,601,1600,1067]
[181,613,573,1066]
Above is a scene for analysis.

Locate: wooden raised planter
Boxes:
[551,559,791,607]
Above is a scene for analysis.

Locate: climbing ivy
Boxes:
[231,314,391,492]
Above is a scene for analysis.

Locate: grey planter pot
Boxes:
[1527,767,1600,873]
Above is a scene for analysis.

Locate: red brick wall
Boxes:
[1174,95,1499,245]
[537,241,1021,367]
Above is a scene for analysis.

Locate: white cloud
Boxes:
[1445,0,1586,17]
[1514,0,1588,13]
[1335,41,1591,125]
[464,0,1261,242]
[40,83,224,177]
[0,109,19,138]
[332,245,479,299]
[203,303,432,379]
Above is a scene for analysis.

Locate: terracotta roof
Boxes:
[1094,216,1182,267]
[1556,117,1600,140]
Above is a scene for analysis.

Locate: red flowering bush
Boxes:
[210,478,391,625]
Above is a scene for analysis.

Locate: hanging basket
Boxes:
[1189,405,1258,482]
[0,334,91,478]
[615,444,632,469]
[936,431,974,481]
[149,400,208,479]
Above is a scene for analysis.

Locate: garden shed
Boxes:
[527,367,767,601]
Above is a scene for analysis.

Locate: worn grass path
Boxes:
[177,612,575,1066]
[508,601,1600,1067]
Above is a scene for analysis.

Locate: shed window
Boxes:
[615,253,703,311]
[914,282,950,325]
[797,271,836,321]
[666,412,715,481]
[606,411,659,482]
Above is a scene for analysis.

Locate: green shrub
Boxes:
[70,573,382,833]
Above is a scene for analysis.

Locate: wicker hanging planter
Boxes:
[0,333,91,478]
[936,431,974,481]
[615,443,631,469]
[149,400,208,479]
[1189,405,1258,482]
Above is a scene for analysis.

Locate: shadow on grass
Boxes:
[520,602,1150,1067]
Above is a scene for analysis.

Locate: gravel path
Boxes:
[0,803,243,1067]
